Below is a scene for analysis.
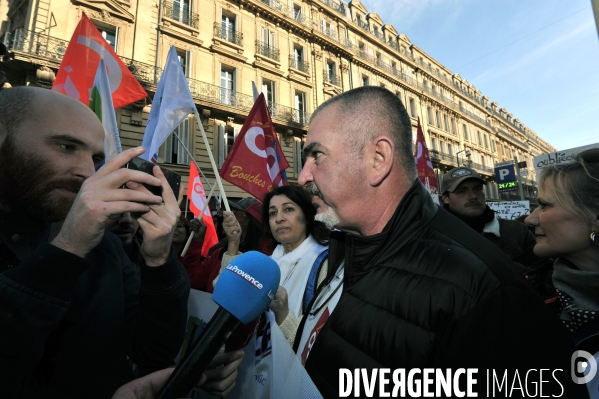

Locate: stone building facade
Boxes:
[0,0,554,202]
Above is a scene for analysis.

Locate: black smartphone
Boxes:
[125,157,181,201]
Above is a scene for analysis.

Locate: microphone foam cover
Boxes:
[213,251,281,324]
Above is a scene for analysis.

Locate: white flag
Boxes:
[89,59,121,161]
[141,46,196,162]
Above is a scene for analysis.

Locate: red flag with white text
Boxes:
[188,163,218,257]
[219,93,289,200]
[52,13,147,109]
[415,117,439,193]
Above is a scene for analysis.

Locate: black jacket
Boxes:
[0,211,190,398]
[304,181,587,398]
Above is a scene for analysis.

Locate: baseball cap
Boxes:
[441,167,486,194]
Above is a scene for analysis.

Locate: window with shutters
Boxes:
[164,118,191,165]
[220,66,235,106]
[295,139,304,175]
[176,49,192,77]
[217,124,240,167]
[262,79,277,117]
[294,91,307,124]
[291,45,308,73]
[220,12,240,45]
[290,2,304,24]
[93,22,118,51]
[258,27,279,61]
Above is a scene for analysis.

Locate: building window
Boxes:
[491,140,496,152]
[176,50,192,77]
[217,124,240,167]
[481,155,486,168]
[164,118,190,165]
[450,117,456,134]
[392,61,398,75]
[484,135,489,149]
[447,143,453,157]
[443,114,449,132]
[220,12,239,44]
[431,138,437,151]
[462,124,468,141]
[362,75,369,86]
[325,61,338,85]
[427,107,433,125]
[291,45,307,72]
[220,66,235,105]
[409,98,416,118]
[294,91,307,124]
[295,139,304,175]
[477,131,482,146]
[440,140,445,154]
[170,0,192,26]
[291,2,303,23]
[262,79,276,115]
[94,23,118,51]
[435,111,441,128]
[258,27,278,61]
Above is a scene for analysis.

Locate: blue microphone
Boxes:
[155,251,280,399]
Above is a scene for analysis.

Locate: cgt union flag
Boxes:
[187,163,218,257]
[52,13,147,109]
[414,117,439,193]
[219,93,289,200]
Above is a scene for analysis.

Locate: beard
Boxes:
[304,183,339,229]
[0,135,83,222]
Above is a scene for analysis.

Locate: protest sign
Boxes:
[488,201,530,220]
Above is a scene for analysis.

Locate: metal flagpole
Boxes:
[172,131,214,194]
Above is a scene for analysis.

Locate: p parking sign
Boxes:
[494,162,517,192]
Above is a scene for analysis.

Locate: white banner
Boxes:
[179,289,322,399]
[488,201,530,220]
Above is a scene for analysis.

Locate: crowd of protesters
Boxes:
[0,86,597,398]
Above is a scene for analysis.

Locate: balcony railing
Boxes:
[355,19,370,32]
[255,41,280,61]
[213,23,243,46]
[324,72,340,86]
[289,55,309,73]
[318,0,347,16]
[8,29,68,61]
[120,56,162,86]
[185,79,311,125]
[430,151,458,165]
[260,0,290,15]
[289,8,307,25]
[163,1,199,29]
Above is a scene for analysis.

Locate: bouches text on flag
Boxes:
[219,93,289,201]
[187,163,219,257]
[90,59,121,161]
[52,13,147,109]
[141,46,196,163]
[414,117,439,193]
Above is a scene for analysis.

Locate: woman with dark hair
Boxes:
[525,148,599,396]
[186,197,274,293]
[222,185,330,345]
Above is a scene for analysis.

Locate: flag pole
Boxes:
[181,182,217,257]
[191,108,231,212]
[172,130,214,194]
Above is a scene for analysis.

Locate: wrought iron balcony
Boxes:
[289,55,309,73]
[184,79,311,125]
[324,72,340,86]
[8,29,68,61]
[255,41,280,61]
[355,19,370,32]
[430,150,458,165]
[213,23,243,46]
[260,0,290,14]
[289,8,307,25]
[162,1,199,29]
[119,56,162,86]
[318,0,347,16]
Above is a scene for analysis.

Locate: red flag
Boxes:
[414,117,439,192]
[187,163,219,257]
[52,13,147,109]
[219,93,290,200]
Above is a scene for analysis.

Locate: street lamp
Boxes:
[456,149,471,167]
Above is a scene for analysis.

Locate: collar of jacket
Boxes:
[0,210,51,263]
[483,214,501,237]
[328,180,438,287]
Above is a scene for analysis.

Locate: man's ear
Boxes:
[441,193,450,205]
[367,136,394,187]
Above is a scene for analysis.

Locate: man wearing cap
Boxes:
[441,167,540,270]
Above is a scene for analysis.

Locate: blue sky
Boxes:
[359,0,599,151]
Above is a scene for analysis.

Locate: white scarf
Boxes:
[270,235,327,318]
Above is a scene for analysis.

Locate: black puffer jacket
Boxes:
[304,181,587,398]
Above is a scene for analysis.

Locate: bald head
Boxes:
[310,86,417,179]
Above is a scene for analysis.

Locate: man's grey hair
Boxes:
[0,87,36,136]
[310,86,417,179]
